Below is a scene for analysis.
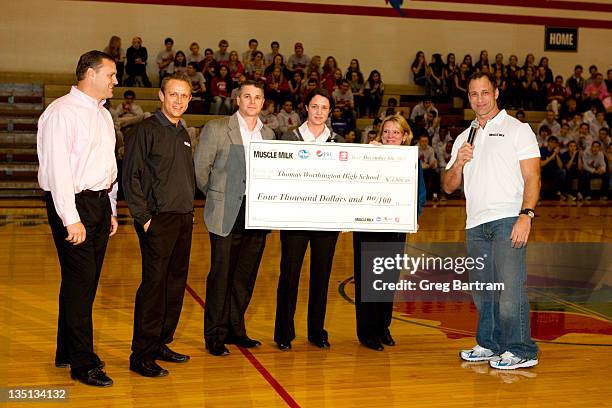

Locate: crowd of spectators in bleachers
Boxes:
[410,50,611,114]
[102,35,611,202]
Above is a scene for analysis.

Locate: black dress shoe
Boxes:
[277,342,292,351]
[381,333,396,347]
[71,366,113,387]
[129,357,169,377]
[226,336,262,348]
[206,341,230,356]
[362,339,384,351]
[309,338,331,349]
[156,345,190,363]
[56,359,105,369]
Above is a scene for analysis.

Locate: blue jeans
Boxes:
[466,217,538,359]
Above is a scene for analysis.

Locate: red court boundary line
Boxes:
[81,0,612,29]
[413,0,612,13]
[184,283,301,408]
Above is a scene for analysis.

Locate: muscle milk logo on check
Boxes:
[252,150,294,159]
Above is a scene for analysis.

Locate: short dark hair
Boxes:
[164,37,174,45]
[539,125,551,135]
[547,135,558,143]
[574,64,583,70]
[516,109,525,117]
[304,88,334,111]
[468,71,497,90]
[249,38,258,45]
[592,141,601,147]
[600,127,610,135]
[271,41,279,47]
[160,72,192,93]
[187,62,198,69]
[237,79,265,95]
[76,50,114,81]
[123,90,135,99]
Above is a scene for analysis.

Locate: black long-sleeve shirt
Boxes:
[126,46,148,76]
[122,109,195,226]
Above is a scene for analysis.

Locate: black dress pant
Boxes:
[353,231,406,343]
[204,201,267,343]
[132,213,193,358]
[274,230,339,344]
[45,191,110,371]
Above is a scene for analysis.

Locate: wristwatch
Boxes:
[519,208,535,220]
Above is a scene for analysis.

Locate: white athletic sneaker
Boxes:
[460,345,497,362]
[489,351,538,370]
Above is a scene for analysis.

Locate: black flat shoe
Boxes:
[71,366,113,387]
[309,338,330,349]
[206,341,230,356]
[277,342,292,351]
[225,336,261,348]
[129,357,169,377]
[362,339,384,351]
[156,345,190,363]
[381,333,396,347]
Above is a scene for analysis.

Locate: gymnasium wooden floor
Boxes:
[1,199,611,407]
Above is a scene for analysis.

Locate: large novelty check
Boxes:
[246,140,419,232]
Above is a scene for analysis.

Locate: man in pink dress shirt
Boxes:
[37,50,119,387]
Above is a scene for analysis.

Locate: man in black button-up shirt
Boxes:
[123,73,195,378]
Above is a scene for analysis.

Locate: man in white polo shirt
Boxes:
[443,72,541,370]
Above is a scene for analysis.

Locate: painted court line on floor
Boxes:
[185,283,301,408]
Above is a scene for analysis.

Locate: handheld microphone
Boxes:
[467,119,479,145]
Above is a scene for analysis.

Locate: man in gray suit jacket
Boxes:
[194,80,276,356]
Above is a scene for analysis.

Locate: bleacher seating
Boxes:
[0,71,569,199]
[0,82,44,198]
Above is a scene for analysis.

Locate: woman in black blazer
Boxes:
[353,114,426,351]
[274,88,344,351]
